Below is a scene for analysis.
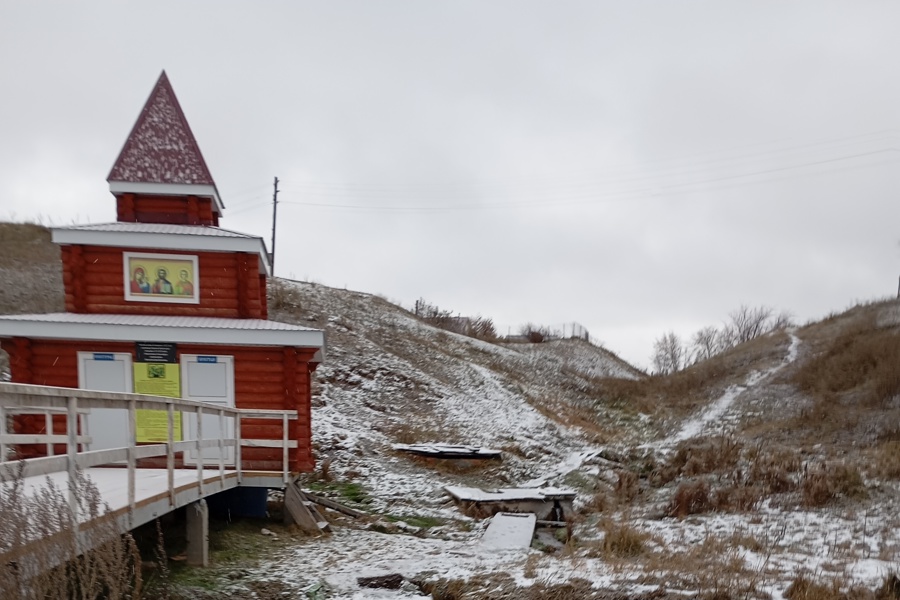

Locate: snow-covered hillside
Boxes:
[269,280,644,510]
[258,280,900,600]
[1,225,898,600]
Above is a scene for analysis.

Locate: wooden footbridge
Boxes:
[0,381,309,573]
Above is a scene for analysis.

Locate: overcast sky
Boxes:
[2,2,899,370]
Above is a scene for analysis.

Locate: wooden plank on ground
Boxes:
[481,512,536,549]
[284,483,330,533]
[303,490,365,518]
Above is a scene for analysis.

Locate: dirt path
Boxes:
[664,330,801,447]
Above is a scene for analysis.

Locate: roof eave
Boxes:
[108,181,225,214]
[51,227,271,276]
[0,318,324,357]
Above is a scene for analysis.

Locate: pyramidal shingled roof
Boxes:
[108,71,215,186]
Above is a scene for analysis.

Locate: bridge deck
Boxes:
[1,382,299,568]
[17,467,239,528]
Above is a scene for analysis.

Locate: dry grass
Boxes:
[421,571,679,599]
[653,435,743,485]
[867,441,900,480]
[784,571,900,600]
[666,479,713,517]
[794,311,900,408]
[386,421,447,445]
[0,222,64,316]
[799,462,866,508]
[589,518,647,558]
[746,443,801,494]
[266,278,304,314]
[0,464,142,598]
[644,532,756,599]
[614,470,640,503]
[781,307,900,448]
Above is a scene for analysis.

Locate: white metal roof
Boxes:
[0,313,324,358]
[52,223,271,275]
[58,222,256,238]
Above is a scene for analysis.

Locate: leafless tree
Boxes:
[690,325,720,364]
[729,304,775,344]
[681,305,796,367]
[652,331,685,375]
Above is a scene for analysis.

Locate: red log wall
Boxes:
[60,246,267,319]
[116,193,218,226]
[0,338,315,472]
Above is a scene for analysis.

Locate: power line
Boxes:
[272,147,898,213]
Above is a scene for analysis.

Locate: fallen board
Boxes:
[444,486,576,502]
[393,443,501,459]
[481,512,537,549]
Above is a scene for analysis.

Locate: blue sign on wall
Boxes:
[197,356,218,363]
[92,353,115,361]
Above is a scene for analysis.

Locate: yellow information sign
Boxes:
[133,362,183,442]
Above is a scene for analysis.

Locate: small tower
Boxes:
[108,71,223,226]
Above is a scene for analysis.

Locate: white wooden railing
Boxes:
[0,382,297,522]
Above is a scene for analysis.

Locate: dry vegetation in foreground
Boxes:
[0,465,142,599]
[420,568,900,600]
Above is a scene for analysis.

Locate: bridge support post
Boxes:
[186,499,209,567]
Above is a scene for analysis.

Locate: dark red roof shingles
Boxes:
[108,71,215,186]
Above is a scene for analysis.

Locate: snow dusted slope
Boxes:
[269,280,640,511]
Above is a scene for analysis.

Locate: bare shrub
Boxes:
[518,323,550,343]
[593,519,646,558]
[666,479,712,518]
[711,485,763,512]
[413,298,497,341]
[800,462,865,507]
[654,436,743,485]
[746,444,801,493]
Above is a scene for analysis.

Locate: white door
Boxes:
[181,355,235,465]
[77,352,133,451]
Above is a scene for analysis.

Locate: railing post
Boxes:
[167,401,175,507]
[196,404,203,496]
[217,408,225,484]
[45,410,53,456]
[235,413,242,485]
[0,404,7,463]
[66,396,79,524]
[127,398,136,523]
[282,412,289,485]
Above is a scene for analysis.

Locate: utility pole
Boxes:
[270,176,279,273]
